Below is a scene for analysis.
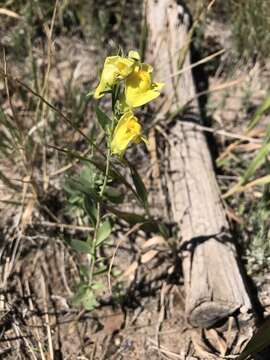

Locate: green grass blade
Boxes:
[248,94,270,131]
[238,318,270,360]
[241,142,270,185]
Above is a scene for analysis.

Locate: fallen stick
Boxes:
[145,0,253,328]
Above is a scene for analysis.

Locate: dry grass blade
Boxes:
[0,178,35,291]
[191,330,217,359]
[147,338,183,359]
[151,77,247,134]
[2,50,23,136]
[33,220,94,232]
[49,148,92,177]
[0,8,21,18]
[41,272,54,360]
[178,121,261,143]
[242,174,270,190]
[223,131,270,198]
[206,329,228,357]
[218,93,270,163]
[185,76,246,108]
[12,323,39,360]
[108,223,141,292]
[163,48,225,81]
[223,174,270,198]
[36,0,60,192]
[25,280,47,360]
[0,68,97,151]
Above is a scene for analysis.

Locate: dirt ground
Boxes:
[0,1,270,359]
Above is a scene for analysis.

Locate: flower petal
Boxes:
[128,50,141,61]
[110,111,146,156]
[94,56,135,99]
[153,82,164,91]
[124,64,164,108]
[94,80,108,99]
[126,89,161,108]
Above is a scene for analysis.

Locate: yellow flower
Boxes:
[124,63,164,108]
[128,50,141,61]
[94,56,135,99]
[110,111,147,156]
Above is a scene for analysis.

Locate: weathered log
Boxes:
[145,0,253,328]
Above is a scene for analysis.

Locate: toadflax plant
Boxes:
[94,50,163,156]
[66,50,164,310]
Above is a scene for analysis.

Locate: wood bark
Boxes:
[145,0,253,328]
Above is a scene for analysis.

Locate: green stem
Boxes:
[100,146,112,198]
[88,145,111,287]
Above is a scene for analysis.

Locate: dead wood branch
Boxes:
[145,0,253,328]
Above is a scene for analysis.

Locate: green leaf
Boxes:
[111,268,122,277]
[79,164,101,189]
[95,106,111,132]
[238,318,270,360]
[79,265,90,279]
[71,284,88,306]
[104,186,125,204]
[140,220,169,237]
[107,207,146,224]
[93,265,108,276]
[72,285,99,311]
[92,282,105,290]
[128,162,148,206]
[96,219,112,246]
[84,196,97,225]
[67,177,99,199]
[61,150,138,201]
[70,239,91,254]
[82,288,99,310]
[158,223,170,238]
[91,156,124,183]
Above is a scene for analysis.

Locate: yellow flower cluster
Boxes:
[94,51,164,156]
